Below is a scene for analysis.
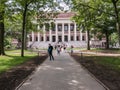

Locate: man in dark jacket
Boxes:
[48,44,54,61]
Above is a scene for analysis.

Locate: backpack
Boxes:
[48,47,52,52]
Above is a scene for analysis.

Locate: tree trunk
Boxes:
[105,30,109,49]
[24,29,28,50]
[112,0,120,46]
[0,10,5,55]
[87,29,90,50]
[21,3,28,57]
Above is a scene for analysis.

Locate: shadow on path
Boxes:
[17,51,106,90]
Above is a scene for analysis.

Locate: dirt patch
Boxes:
[0,54,48,90]
[71,53,120,90]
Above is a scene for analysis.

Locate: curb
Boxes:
[70,56,110,90]
[15,69,36,90]
[80,64,110,90]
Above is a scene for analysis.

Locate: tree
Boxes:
[110,32,118,46]
[91,1,117,49]
[95,16,116,49]
[0,0,6,55]
[111,0,120,46]
[14,0,61,57]
[71,0,98,50]
[71,0,119,49]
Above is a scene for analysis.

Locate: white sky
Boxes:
[59,1,69,11]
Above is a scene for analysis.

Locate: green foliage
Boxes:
[110,33,119,46]
[4,37,12,49]
[71,0,120,49]
[1,0,63,56]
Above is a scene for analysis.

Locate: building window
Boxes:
[70,24,74,31]
[35,36,38,41]
[58,24,62,31]
[64,24,68,31]
[82,36,85,41]
[41,36,43,41]
[58,36,62,42]
[29,35,32,41]
[65,35,68,42]
[71,36,74,41]
[47,36,49,41]
[77,36,79,41]
[52,36,56,42]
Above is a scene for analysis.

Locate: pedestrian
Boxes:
[54,45,57,50]
[71,45,74,54]
[48,44,54,61]
[64,46,66,52]
[57,45,61,55]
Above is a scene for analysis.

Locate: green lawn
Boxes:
[66,47,86,51]
[82,48,120,54]
[67,47,120,52]
[83,54,120,71]
[0,50,37,73]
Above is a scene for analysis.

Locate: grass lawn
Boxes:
[66,47,86,51]
[67,47,120,53]
[83,54,120,71]
[82,48,120,54]
[0,50,37,73]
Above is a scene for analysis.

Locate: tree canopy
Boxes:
[71,0,120,49]
[0,0,120,56]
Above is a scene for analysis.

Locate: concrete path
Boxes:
[17,51,106,90]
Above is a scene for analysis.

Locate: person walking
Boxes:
[71,45,74,54]
[57,45,61,55]
[48,44,54,61]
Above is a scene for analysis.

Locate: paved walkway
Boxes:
[17,51,106,90]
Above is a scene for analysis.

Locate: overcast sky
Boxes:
[59,1,69,11]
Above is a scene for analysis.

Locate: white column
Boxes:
[68,23,71,41]
[62,23,64,42]
[49,29,52,42]
[32,31,34,42]
[55,23,58,42]
[86,31,88,41]
[38,32,40,42]
[43,25,46,42]
[74,23,77,41]
[80,30,82,41]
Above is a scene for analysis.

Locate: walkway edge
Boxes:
[15,58,48,90]
[71,56,110,90]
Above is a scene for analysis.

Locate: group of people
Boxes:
[48,44,74,61]
[54,44,67,55]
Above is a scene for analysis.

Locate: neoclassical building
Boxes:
[28,12,105,48]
